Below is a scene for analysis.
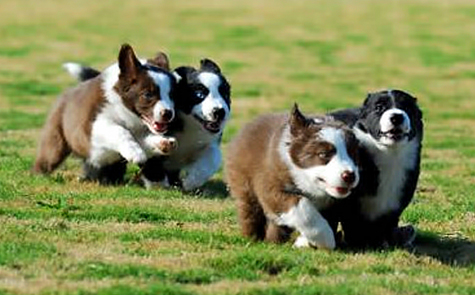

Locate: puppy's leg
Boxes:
[92,120,147,165]
[33,107,71,174]
[83,160,127,185]
[235,193,267,241]
[265,223,293,244]
[179,142,221,191]
[139,156,169,189]
[274,197,336,250]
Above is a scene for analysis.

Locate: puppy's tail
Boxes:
[63,62,100,82]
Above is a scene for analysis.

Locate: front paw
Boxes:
[293,235,314,248]
[157,137,177,155]
[122,146,147,164]
[147,136,177,155]
[293,234,336,250]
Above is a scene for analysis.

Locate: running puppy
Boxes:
[330,89,423,248]
[225,105,359,249]
[33,44,177,184]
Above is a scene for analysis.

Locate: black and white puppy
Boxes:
[330,89,423,248]
[141,59,231,191]
[64,58,231,191]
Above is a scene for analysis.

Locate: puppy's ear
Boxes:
[173,66,194,84]
[147,51,170,70]
[118,44,142,83]
[200,58,221,74]
[362,92,372,106]
[289,103,310,137]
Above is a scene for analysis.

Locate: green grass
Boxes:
[0,0,475,294]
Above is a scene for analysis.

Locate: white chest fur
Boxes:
[355,129,419,221]
[163,113,220,170]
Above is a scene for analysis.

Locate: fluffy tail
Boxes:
[62,62,100,82]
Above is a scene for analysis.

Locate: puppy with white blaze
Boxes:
[62,57,231,191]
[225,105,359,249]
[330,89,423,248]
[33,44,177,184]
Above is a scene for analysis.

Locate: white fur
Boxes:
[179,141,222,191]
[276,197,335,249]
[319,127,359,195]
[354,127,420,220]
[63,63,83,79]
[380,108,410,134]
[379,108,411,146]
[279,126,359,200]
[194,72,230,123]
[148,71,175,123]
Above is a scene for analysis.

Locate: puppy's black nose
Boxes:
[212,108,226,122]
[390,113,404,126]
[161,109,174,122]
[341,170,356,185]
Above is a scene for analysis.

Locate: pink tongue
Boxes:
[335,187,348,195]
[153,122,167,133]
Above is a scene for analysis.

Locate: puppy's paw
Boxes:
[156,137,177,155]
[294,233,336,250]
[293,235,313,248]
[122,145,147,164]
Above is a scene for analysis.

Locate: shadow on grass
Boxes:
[186,179,230,200]
[411,230,475,267]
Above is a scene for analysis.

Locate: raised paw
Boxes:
[156,137,178,155]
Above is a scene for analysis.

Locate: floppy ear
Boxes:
[289,103,310,137]
[118,44,142,83]
[200,58,221,74]
[147,51,170,70]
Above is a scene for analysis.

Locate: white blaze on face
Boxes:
[282,126,359,199]
[380,108,411,134]
[194,72,229,122]
[316,127,359,198]
[148,71,174,122]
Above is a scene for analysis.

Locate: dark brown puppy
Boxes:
[225,105,360,249]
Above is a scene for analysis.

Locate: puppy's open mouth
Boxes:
[381,128,408,141]
[142,116,169,134]
[193,115,222,134]
[317,177,352,198]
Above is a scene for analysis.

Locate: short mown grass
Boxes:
[1,0,475,294]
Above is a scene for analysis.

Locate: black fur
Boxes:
[329,89,423,248]
[82,160,127,185]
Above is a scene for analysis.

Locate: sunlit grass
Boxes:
[0,0,475,294]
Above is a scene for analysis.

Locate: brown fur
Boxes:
[225,106,349,243]
[33,44,172,176]
[33,76,104,173]
[147,52,170,70]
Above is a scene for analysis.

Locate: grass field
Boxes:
[1,0,475,294]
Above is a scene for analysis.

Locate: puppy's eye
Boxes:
[143,92,154,100]
[194,89,207,100]
[318,151,330,159]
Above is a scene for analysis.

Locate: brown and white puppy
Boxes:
[225,105,360,249]
[33,44,177,184]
